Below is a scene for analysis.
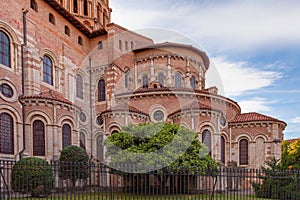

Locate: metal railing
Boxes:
[0,160,299,199]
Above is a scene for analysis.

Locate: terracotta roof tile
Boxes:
[22,90,72,105]
[230,112,285,124]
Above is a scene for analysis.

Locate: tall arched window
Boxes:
[97,135,104,161]
[73,0,78,13]
[158,73,164,86]
[175,72,182,88]
[83,0,88,16]
[98,80,106,102]
[0,31,11,67]
[239,139,249,165]
[142,75,148,88]
[76,74,83,99]
[80,132,86,149]
[43,55,53,85]
[33,120,45,156]
[0,113,14,154]
[62,124,71,149]
[202,129,211,156]
[221,136,226,164]
[190,76,196,89]
[125,72,130,88]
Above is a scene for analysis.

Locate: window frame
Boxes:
[43,55,53,85]
[239,139,249,165]
[76,74,83,99]
[0,30,11,68]
[62,124,72,149]
[98,79,106,102]
[33,120,45,156]
[0,113,14,154]
[175,72,182,88]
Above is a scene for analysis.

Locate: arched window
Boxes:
[98,41,103,49]
[190,76,196,89]
[65,26,70,36]
[125,72,130,88]
[239,139,249,165]
[80,132,86,149]
[49,13,55,25]
[175,72,182,88]
[158,73,164,86]
[97,135,104,161]
[33,120,45,156]
[221,136,225,164]
[78,36,83,45]
[62,124,71,149]
[142,75,148,88]
[83,0,88,16]
[0,30,11,67]
[119,40,122,50]
[30,0,38,11]
[125,41,128,50]
[0,113,14,154]
[43,55,53,85]
[76,74,83,99]
[202,129,211,156]
[131,41,134,50]
[73,0,78,13]
[98,80,106,102]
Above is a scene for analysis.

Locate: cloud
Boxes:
[206,57,283,96]
[110,0,300,51]
[291,117,300,124]
[237,97,272,113]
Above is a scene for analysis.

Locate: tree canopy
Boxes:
[281,139,300,169]
[104,122,218,173]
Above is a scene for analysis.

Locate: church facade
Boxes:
[0,0,286,169]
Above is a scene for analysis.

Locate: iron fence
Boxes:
[0,160,299,199]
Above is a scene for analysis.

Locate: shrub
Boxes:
[59,145,89,187]
[11,157,54,197]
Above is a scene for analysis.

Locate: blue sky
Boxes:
[110,0,300,139]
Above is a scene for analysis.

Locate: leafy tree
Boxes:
[282,139,300,169]
[59,145,89,187]
[11,157,54,197]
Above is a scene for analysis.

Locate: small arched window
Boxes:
[98,80,106,102]
[125,72,130,88]
[0,30,11,67]
[76,74,83,99]
[239,139,249,165]
[175,72,182,88]
[73,0,78,13]
[202,129,211,156]
[142,75,148,88]
[125,41,128,50]
[30,0,38,11]
[98,41,103,49]
[131,41,134,50]
[83,0,88,16]
[43,55,53,85]
[78,36,83,45]
[65,26,70,36]
[80,132,86,149]
[190,76,196,89]
[62,124,71,149]
[119,40,122,50]
[221,136,226,164]
[49,13,55,25]
[33,120,45,156]
[158,73,164,86]
[0,113,14,154]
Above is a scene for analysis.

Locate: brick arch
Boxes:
[253,134,268,142]
[58,115,75,128]
[39,48,59,67]
[197,121,217,134]
[235,134,252,143]
[107,123,121,134]
[0,104,22,123]
[25,110,52,124]
[0,20,20,44]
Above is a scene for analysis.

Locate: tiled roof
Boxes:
[102,104,148,116]
[230,112,285,124]
[22,90,72,105]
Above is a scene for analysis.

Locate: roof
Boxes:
[22,90,72,105]
[102,104,148,116]
[44,0,106,38]
[133,42,210,70]
[230,112,286,125]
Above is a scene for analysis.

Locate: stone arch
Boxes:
[58,115,75,128]
[235,133,252,143]
[0,20,20,44]
[39,48,59,67]
[107,123,121,134]
[197,121,217,134]
[0,104,22,123]
[179,122,190,130]
[253,134,268,142]
[25,110,52,124]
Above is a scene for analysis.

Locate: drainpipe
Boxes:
[18,8,28,160]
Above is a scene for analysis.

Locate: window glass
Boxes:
[33,120,45,156]
[43,55,53,85]
[0,31,10,67]
[0,113,14,154]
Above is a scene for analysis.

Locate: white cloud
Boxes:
[110,0,300,50]
[206,57,283,96]
[237,97,272,113]
[291,117,300,124]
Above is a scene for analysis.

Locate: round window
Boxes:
[79,112,86,122]
[153,110,164,121]
[0,83,13,98]
[96,115,103,126]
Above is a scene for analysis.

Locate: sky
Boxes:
[110,0,300,139]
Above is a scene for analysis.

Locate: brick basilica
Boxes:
[0,0,286,168]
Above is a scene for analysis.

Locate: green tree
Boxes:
[11,157,54,197]
[105,122,218,183]
[282,139,300,169]
[59,145,89,187]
